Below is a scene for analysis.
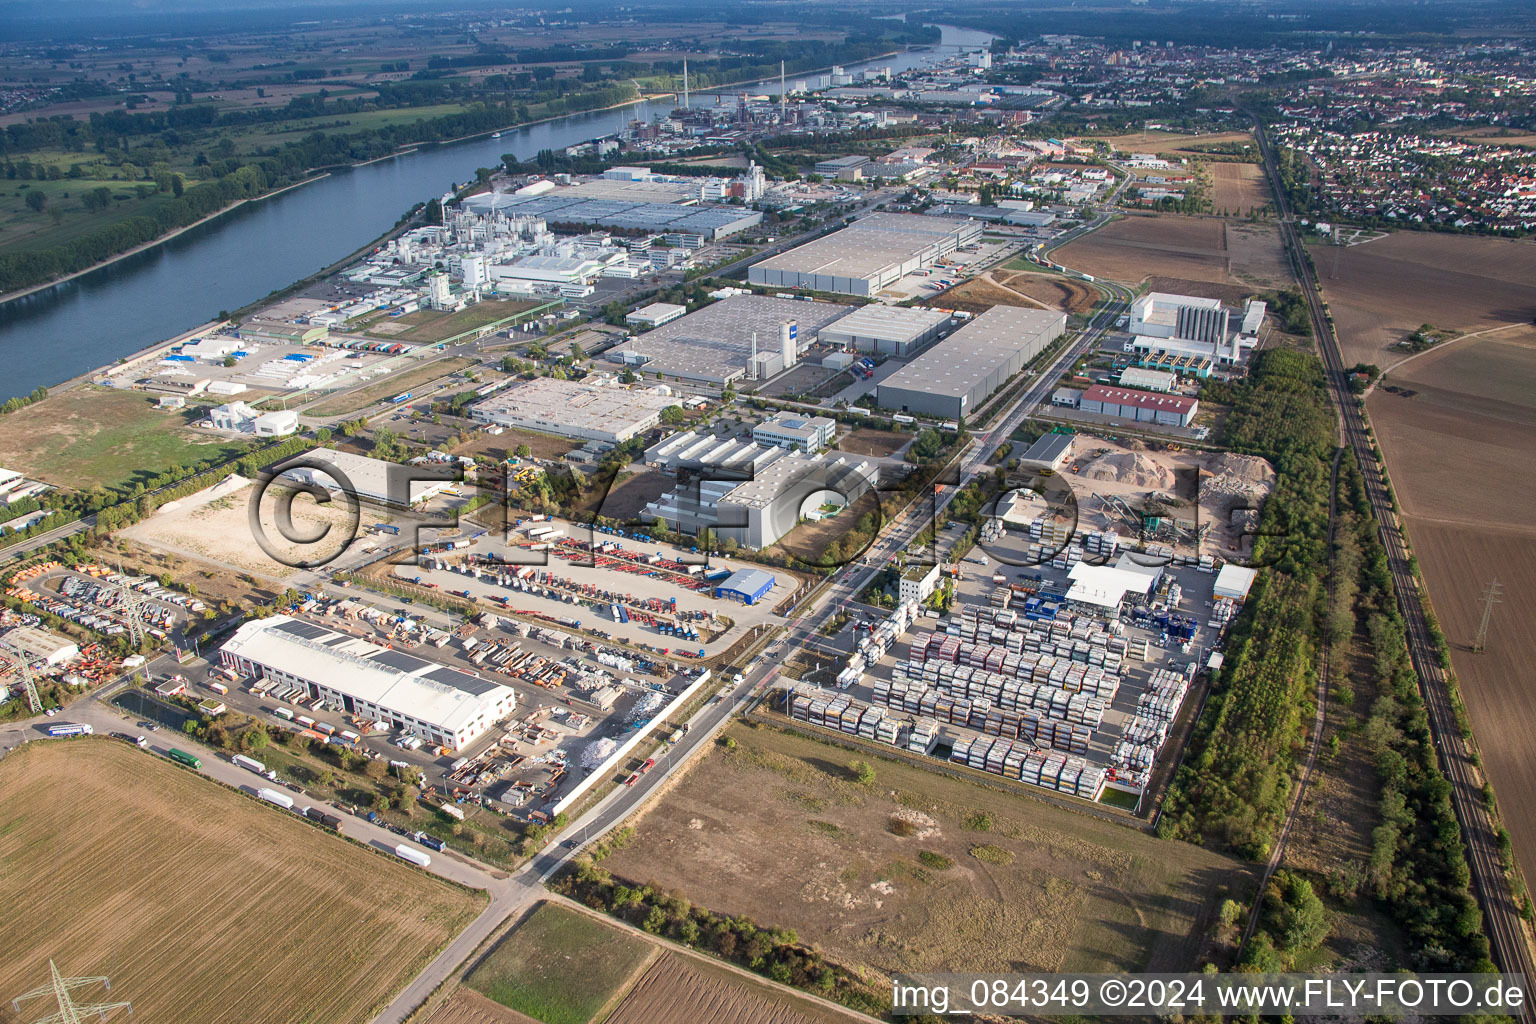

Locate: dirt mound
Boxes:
[1078,451,1175,490]
[1202,454,1275,497]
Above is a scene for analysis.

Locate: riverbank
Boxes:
[0,173,330,308]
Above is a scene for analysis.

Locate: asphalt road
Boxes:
[1254,121,1536,1002]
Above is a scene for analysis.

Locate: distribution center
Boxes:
[876,306,1066,419]
[748,213,982,297]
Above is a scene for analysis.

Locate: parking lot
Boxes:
[19,567,199,642]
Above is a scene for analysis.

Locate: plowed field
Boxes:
[0,739,481,1024]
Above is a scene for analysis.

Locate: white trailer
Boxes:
[394,843,432,867]
[232,753,267,774]
[258,787,295,810]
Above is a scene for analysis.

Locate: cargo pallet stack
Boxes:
[1082,530,1121,561]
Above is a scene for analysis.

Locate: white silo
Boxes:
[780,321,797,369]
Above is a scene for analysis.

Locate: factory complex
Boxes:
[1126,292,1266,377]
[469,376,680,443]
[220,616,517,751]
[608,294,853,385]
[748,213,983,296]
[877,306,1066,419]
[283,448,454,507]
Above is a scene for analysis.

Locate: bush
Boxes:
[962,810,994,832]
[969,843,1015,865]
[917,850,953,870]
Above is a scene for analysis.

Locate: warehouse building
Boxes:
[819,305,952,356]
[814,155,871,176]
[1130,292,1228,344]
[748,213,982,297]
[876,306,1066,420]
[753,411,836,453]
[461,191,762,240]
[1019,431,1074,471]
[625,302,687,328]
[221,616,516,751]
[715,568,777,605]
[607,295,853,385]
[0,624,79,667]
[1117,367,1176,392]
[469,377,678,443]
[644,432,784,474]
[644,450,879,550]
[1078,384,1199,427]
[283,448,454,508]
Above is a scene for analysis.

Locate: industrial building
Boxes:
[208,402,299,437]
[1117,367,1177,392]
[1213,564,1258,601]
[644,449,879,549]
[818,305,952,357]
[1063,562,1157,619]
[644,431,784,475]
[1126,292,1263,377]
[1078,384,1199,427]
[748,213,982,297]
[461,191,762,241]
[814,155,871,177]
[1130,292,1228,343]
[876,306,1066,420]
[220,616,516,751]
[469,377,678,443]
[752,411,836,453]
[1019,432,1074,471]
[284,448,453,507]
[714,568,777,605]
[899,563,941,604]
[0,624,79,667]
[625,302,687,328]
[607,295,853,386]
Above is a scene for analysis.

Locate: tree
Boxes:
[25,189,46,212]
[514,444,532,458]
[222,355,237,367]
[660,405,686,425]
[424,198,443,224]
[850,759,876,785]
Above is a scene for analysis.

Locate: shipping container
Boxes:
[258,787,295,810]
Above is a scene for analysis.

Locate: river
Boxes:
[0,24,993,399]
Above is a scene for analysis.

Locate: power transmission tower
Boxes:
[0,636,44,713]
[112,562,147,651]
[11,960,133,1023]
[1472,579,1502,654]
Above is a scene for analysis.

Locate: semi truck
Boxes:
[258,787,295,810]
[231,753,267,775]
[168,748,201,769]
[46,722,93,737]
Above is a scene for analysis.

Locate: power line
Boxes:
[1472,578,1502,654]
[11,960,133,1024]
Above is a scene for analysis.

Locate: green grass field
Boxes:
[0,387,247,493]
[467,902,655,1024]
[0,177,209,255]
[366,298,542,343]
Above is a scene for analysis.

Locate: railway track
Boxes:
[1254,121,1536,1000]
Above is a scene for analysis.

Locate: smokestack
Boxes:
[749,332,758,379]
[683,59,690,109]
[780,61,787,120]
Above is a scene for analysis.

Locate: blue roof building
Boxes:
[715,568,776,605]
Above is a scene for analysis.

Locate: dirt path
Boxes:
[975,270,1050,309]
[1379,322,1529,379]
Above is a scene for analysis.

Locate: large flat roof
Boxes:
[821,304,952,344]
[614,295,853,384]
[751,213,974,283]
[879,306,1065,401]
[1081,384,1196,415]
[461,191,759,237]
[471,377,677,438]
[222,615,513,734]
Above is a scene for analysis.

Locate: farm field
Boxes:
[465,902,655,1024]
[932,270,1099,316]
[0,386,245,493]
[1364,326,1536,889]
[1309,232,1536,365]
[0,739,482,1024]
[605,951,857,1024]
[1205,162,1271,213]
[1054,215,1288,291]
[305,356,476,416]
[601,721,1249,982]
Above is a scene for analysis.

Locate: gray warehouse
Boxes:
[819,305,953,356]
[748,213,982,297]
[606,295,852,385]
[876,306,1066,420]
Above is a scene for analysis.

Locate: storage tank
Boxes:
[258,787,295,810]
[780,321,797,369]
[394,843,432,867]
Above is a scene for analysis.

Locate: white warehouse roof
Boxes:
[221,616,513,739]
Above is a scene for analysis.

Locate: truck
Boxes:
[304,806,343,830]
[394,843,432,867]
[258,787,295,810]
[168,748,201,769]
[421,835,446,852]
[232,753,267,775]
[46,722,93,737]
[273,706,294,721]
[206,681,229,696]
[375,523,401,536]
